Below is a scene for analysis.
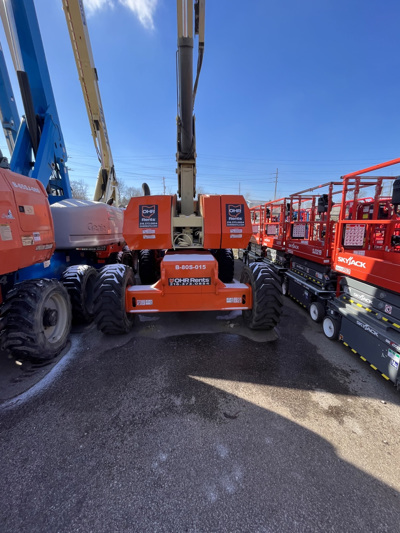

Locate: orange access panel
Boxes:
[200,194,221,249]
[220,196,253,249]
[125,250,252,313]
[0,170,54,275]
[124,195,173,250]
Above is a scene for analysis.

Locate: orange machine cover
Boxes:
[124,195,173,250]
[0,169,54,275]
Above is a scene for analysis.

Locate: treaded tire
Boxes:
[281,277,289,297]
[1,279,71,360]
[240,263,283,330]
[142,183,151,196]
[139,249,158,284]
[216,249,234,283]
[94,264,135,335]
[60,265,99,324]
[309,301,325,323]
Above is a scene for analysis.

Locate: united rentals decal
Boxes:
[139,204,158,228]
[226,204,245,227]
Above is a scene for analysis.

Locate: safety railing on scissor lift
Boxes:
[332,158,400,294]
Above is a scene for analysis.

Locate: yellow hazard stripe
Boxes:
[341,343,393,385]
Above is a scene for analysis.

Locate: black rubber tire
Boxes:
[309,301,325,323]
[323,315,340,340]
[139,249,158,284]
[60,265,99,324]
[281,277,289,297]
[0,279,71,360]
[240,263,283,330]
[142,182,151,196]
[216,249,234,283]
[93,264,135,335]
[117,250,134,269]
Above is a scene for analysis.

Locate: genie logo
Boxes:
[139,204,158,228]
[337,255,366,269]
[226,204,245,227]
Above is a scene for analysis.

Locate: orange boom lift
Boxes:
[93,0,283,333]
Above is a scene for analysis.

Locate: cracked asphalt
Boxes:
[1,265,400,532]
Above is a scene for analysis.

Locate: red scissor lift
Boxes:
[247,198,291,275]
[247,204,264,258]
[282,182,344,321]
[323,159,400,388]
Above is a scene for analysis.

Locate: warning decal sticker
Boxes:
[0,224,12,241]
[139,205,158,228]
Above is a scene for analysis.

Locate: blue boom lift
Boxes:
[0,0,127,360]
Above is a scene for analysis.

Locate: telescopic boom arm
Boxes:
[0,39,19,155]
[62,0,119,206]
[176,0,204,215]
[0,0,72,202]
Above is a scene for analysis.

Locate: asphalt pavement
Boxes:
[1,264,399,532]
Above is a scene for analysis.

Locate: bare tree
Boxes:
[71,179,89,200]
[118,178,143,206]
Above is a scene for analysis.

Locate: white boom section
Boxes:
[62,0,119,206]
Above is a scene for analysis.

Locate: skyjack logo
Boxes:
[356,320,378,337]
[352,292,372,305]
[337,256,366,269]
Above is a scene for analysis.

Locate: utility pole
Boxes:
[163,176,166,195]
[274,168,278,200]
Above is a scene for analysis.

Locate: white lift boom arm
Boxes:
[62,0,119,206]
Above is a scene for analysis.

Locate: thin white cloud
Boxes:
[119,0,158,30]
[83,0,158,30]
[84,0,114,14]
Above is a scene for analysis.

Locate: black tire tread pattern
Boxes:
[241,263,283,330]
[93,264,135,335]
[0,279,71,360]
[139,249,158,285]
[217,249,234,283]
[60,265,98,324]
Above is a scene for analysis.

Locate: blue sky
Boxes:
[1,0,400,203]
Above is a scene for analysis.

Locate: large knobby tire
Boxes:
[1,279,71,360]
[139,249,158,285]
[240,263,283,330]
[60,265,99,324]
[216,249,234,283]
[93,264,135,335]
[117,247,135,269]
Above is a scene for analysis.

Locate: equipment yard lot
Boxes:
[1,261,400,533]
